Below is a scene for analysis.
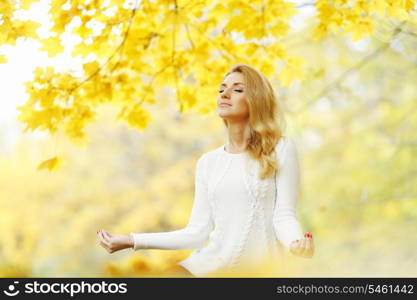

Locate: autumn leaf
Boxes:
[37,156,64,171]
[39,36,65,58]
[278,56,306,87]
[2,0,414,151]
[0,54,7,64]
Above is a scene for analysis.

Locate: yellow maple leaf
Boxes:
[37,156,64,171]
[39,36,65,58]
[369,0,389,17]
[126,104,152,130]
[20,20,41,39]
[72,25,93,40]
[180,86,197,112]
[82,61,100,77]
[51,10,73,33]
[210,3,228,18]
[313,23,328,42]
[387,6,409,20]
[0,54,8,64]
[278,56,306,87]
[20,0,35,10]
[347,17,374,41]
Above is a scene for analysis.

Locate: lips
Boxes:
[219,102,232,106]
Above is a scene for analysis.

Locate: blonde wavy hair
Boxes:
[221,63,287,180]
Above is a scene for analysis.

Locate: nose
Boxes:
[221,88,231,99]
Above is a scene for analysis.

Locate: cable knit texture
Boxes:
[130,136,304,277]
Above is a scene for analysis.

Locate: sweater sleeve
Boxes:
[129,154,214,250]
[273,137,304,252]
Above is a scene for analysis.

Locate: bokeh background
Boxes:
[1,0,416,277]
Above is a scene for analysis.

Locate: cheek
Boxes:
[236,95,248,111]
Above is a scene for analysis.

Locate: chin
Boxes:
[217,111,230,117]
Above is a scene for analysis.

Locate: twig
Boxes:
[291,21,407,114]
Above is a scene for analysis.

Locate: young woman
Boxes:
[97,63,314,277]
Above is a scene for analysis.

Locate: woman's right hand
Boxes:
[97,229,134,253]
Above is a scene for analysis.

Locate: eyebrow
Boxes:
[220,82,245,87]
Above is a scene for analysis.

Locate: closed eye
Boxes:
[219,90,243,93]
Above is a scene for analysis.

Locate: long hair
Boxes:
[221,63,287,180]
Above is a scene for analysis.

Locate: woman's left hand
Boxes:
[97,229,133,253]
[289,232,314,258]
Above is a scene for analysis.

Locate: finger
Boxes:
[103,231,113,245]
[289,240,297,254]
[295,243,304,256]
[308,233,314,242]
[304,237,313,256]
[99,230,110,244]
[102,230,112,239]
[304,235,315,257]
[299,238,307,256]
[290,240,299,250]
[97,229,103,240]
[308,236,315,256]
[290,240,302,255]
[98,232,107,246]
[99,240,108,250]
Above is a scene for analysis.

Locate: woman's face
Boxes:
[217,72,249,121]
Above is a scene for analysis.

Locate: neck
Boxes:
[226,121,251,151]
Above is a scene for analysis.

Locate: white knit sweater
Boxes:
[130,136,304,277]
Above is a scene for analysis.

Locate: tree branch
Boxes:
[291,21,407,114]
[64,0,141,103]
